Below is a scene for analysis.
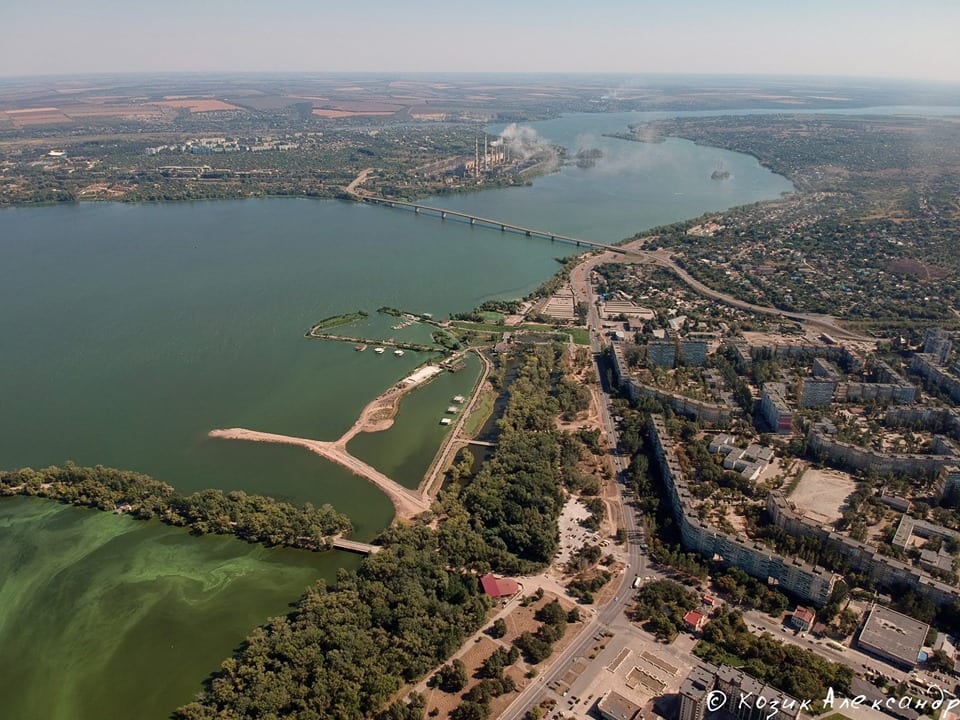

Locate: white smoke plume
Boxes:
[498,123,551,162]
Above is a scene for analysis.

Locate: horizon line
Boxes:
[1,69,958,87]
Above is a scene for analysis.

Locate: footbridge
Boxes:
[359,195,627,254]
[332,537,382,555]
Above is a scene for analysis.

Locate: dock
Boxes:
[306,331,436,353]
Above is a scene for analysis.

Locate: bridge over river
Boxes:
[358,195,628,254]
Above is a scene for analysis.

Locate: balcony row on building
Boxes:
[679,662,801,720]
[728,339,863,373]
[766,491,960,609]
[806,423,960,480]
[610,341,736,425]
[912,353,960,404]
[648,415,837,606]
[801,358,917,408]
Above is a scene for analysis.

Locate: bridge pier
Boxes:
[357,195,620,254]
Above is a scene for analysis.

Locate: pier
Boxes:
[306,331,436,353]
[358,196,628,254]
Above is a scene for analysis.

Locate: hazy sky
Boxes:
[3,0,959,82]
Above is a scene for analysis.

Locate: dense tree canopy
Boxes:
[175,525,491,719]
[0,463,351,549]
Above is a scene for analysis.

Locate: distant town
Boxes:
[3,73,960,720]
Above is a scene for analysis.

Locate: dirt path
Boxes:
[208,428,430,519]
[336,365,443,447]
[345,167,374,197]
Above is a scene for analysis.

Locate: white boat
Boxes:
[440,418,452,425]
[446,406,458,414]
[394,349,405,357]
[374,347,385,354]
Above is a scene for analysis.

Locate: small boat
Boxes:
[446,406,458,414]
[440,418,452,425]
[374,347,385,354]
[354,345,367,352]
[394,349,405,357]
[452,395,465,403]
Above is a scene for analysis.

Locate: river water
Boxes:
[0,111,793,719]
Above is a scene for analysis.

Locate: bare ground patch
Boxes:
[788,466,857,523]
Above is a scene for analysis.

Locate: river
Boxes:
[0,110,793,718]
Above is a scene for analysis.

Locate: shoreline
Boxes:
[207,360,456,521]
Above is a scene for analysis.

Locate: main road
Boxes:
[499,259,649,720]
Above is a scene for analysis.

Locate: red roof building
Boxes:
[684,610,708,633]
[791,606,816,632]
[481,573,519,598]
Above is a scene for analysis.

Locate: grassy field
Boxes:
[449,321,590,346]
[462,387,496,438]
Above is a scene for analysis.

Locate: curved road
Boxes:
[634,248,874,342]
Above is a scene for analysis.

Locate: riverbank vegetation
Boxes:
[0,464,351,550]
[174,524,491,720]
[307,310,368,333]
[174,343,592,714]
[5,343,591,719]
[437,343,594,574]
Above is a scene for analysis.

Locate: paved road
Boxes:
[500,257,649,720]
[642,250,874,342]
[500,246,878,719]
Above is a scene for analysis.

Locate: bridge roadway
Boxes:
[331,537,381,555]
[355,187,870,342]
[359,195,627,254]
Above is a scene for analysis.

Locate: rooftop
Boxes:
[480,573,518,599]
[858,604,929,667]
[597,690,643,720]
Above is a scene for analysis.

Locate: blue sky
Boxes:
[3,0,959,81]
